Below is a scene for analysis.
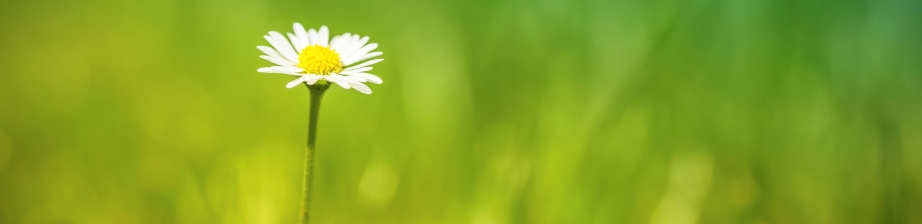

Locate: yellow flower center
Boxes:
[298,45,343,75]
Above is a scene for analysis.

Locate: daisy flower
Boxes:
[257,23,384,94]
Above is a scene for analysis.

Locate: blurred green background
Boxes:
[1,0,921,223]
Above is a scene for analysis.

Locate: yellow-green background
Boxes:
[1,0,921,223]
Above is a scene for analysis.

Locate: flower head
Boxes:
[257,23,383,94]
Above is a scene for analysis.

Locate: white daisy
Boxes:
[257,23,384,94]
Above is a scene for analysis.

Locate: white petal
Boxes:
[304,75,321,85]
[317,26,330,47]
[326,74,351,89]
[288,33,305,53]
[344,66,373,73]
[293,22,310,46]
[286,77,305,88]
[344,51,382,66]
[345,59,383,71]
[307,29,318,47]
[343,36,369,59]
[257,46,295,64]
[345,75,367,82]
[344,43,378,63]
[352,36,370,52]
[265,32,299,62]
[260,55,295,67]
[335,75,362,83]
[338,34,364,57]
[257,67,302,76]
[341,72,383,84]
[348,80,372,94]
[330,33,351,51]
[266,32,299,61]
[270,66,303,73]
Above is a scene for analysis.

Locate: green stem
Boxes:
[300,83,329,224]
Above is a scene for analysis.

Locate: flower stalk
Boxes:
[300,82,330,224]
[256,23,383,224]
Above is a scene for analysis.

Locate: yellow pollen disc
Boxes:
[298,44,343,75]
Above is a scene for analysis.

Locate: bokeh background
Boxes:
[1,0,921,223]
